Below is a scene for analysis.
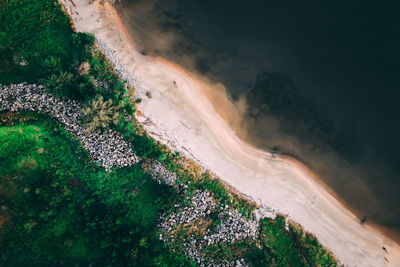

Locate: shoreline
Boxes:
[157,50,400,244]
[60,0,400,266]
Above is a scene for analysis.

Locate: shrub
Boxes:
[259,216,306,266]
[42,71,75,92]
[81,95,124,132]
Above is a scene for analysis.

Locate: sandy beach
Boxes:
[60,0,400,266]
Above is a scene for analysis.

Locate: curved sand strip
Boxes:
[61,1,400,266]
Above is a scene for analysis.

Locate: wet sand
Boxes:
[60,0,400,266]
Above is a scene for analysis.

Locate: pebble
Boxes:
[158,189,258,266]
[0,83,137,170]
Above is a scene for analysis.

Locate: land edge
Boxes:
[145,22,400,247]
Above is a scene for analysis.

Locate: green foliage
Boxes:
[116,118,163,159]
[0,117,192,266]
[256,216,337,267]
[199,174,257,219]
[0,0,96,100]
[162,153,257,220]
[259,216,306,266]
[42,71,75,92]
[289,223,337,267]
[81,94,124,132]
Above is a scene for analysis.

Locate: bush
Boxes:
[289,223,337,267]
[259,216,306,266]
[81,95,124,132]
[116,118,163,159]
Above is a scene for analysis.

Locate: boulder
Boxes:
[78,61,90,75]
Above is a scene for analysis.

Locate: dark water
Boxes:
[117,0,400,232]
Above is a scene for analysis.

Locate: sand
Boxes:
[60,0,400,266]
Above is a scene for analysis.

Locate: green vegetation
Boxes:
[116,117,164,160]
[81,94,124,132]
[290,222,337,266]
[161,154,257,220]
[0,0,95,100]
[259,216,307,266]
[0,0,337,266]
[0,0,128,103]
[256,216,336,266]
[0,114,193,266]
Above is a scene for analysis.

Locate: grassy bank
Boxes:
[0,112,193,266]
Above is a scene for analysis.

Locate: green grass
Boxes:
[256,216,337,267]
[0,0,94,99]
[259,216,307,266]
[0,0,131,103]
[0,115,193,266]
[290,223,337,267]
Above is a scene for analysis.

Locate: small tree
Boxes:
[43,71,75,93]
[81,95,124,132]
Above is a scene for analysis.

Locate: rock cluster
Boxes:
[159,191,217,229]
[144,159,274,266]
[95,40,140,90]
[142,160,178,187]
[205,206,259,245]
[253,204,277,221]
[0,83,137,170]
[159,189,258,266]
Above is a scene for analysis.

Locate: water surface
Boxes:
[117,0,400,232]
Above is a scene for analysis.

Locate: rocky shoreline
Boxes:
[92,38,282,265]
[95,39,140,90]
[0,83,280,266]
[143,160,276,266]
[0,83,137,170]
